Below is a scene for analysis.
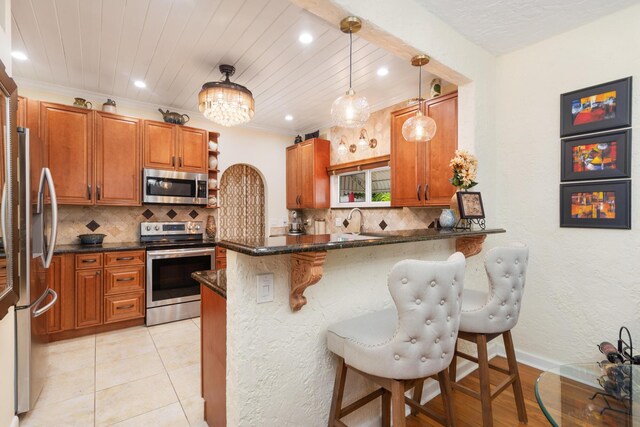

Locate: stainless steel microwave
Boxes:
[143,168,208,205]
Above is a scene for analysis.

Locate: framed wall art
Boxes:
[456,191,485,219]
[560,180,631,229]
[561,129,631,182]
[560,77,632,137]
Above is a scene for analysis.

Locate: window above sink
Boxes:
[330,166,391,208]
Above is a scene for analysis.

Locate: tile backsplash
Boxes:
[57,205,212,245]
[301,207,443,235]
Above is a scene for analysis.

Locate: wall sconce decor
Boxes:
[358,128,377,149]
[337,135,349,156]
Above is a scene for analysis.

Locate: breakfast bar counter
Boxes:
[217,228,505,256]
[217,226,507,425]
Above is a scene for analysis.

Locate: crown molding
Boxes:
[14,77,297,137]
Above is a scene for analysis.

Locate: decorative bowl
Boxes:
[78,234,106,245]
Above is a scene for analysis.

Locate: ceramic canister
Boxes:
[208,156,218,169]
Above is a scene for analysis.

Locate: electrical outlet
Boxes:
[335,217,343,227]
[282,216,289,226]
[256,273,274,303]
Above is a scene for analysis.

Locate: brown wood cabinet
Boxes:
[95,112,142,206]
[285,138,330,209]
[201,283,226,427]
[45,254,75,334]
[47,250,145,341]
[391,92,458,207]
[41,102,94,205]
[75,268,103,329]
[215,246,227,270]
[143,120,207,173]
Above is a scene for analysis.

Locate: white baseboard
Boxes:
[10,415,19,427]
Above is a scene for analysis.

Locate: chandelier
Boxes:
[402,55,437,143]
[198,64,255,127]
[331,16,370,128]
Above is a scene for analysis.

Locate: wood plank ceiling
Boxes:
[12,0,442,134]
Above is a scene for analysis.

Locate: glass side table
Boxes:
[535,363,640,426]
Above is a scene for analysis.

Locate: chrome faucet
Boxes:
[347,208,364,235]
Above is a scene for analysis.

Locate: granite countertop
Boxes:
[54,239,217,254]
[192,269,226,299]
[217,228,506,256]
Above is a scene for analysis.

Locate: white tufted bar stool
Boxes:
[326,252,466,427]
[448,243,529,427]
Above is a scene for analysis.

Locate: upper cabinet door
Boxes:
[95,112,142,206]
[391,105,425,207]
[143,120,176,170]
[425,93,458,206]
[177,126,207,173]
[286,146,300,209]
[298,142,315,208]
[42,103,94,205]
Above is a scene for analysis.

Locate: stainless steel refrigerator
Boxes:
[15,127,59,414]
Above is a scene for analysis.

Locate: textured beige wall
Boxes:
[493,3,640,366]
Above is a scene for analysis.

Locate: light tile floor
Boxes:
[20,318,206,427]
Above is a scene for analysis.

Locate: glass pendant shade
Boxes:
[403,54,437,142]
[332,17,370,128]
[402,110,437,143]
[331,90,370,129]
[198,65,255,127]
[337,135,349,155]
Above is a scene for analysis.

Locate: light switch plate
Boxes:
[256,273,274,303]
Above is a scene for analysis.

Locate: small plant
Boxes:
[449,149,478,190]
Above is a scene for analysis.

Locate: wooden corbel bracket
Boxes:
[455,235,487,258]
[290,251,327,311]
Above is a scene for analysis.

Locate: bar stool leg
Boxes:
[450,340,459,382]
[476,334,494,427]
[391,380,407,427]
[328,356,348,427]
[382,390,391,427]
[438,368,457,427]
[503,331,528,423]
[411,380,424,415]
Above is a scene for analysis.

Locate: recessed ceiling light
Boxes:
[285,114,293,121]
[377,67,389,76]
[299,33,313,44]
[134,80,146,88]
[11,51,28,61]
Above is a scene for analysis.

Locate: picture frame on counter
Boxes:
[561,129,631,182]
[560,180,631,229]
[457,191,485,219]
[560,77,632,137]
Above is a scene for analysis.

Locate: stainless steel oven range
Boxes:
[142,221,214,326]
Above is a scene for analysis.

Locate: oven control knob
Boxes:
[154,225,160,231]
[195,225,201,230]
[146,225,151,231]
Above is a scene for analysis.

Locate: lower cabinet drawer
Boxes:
[215,259,226,270]
[104,292,144,324]
[104,266,145,295]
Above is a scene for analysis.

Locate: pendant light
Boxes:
[402,55,437,142]
[331,16,370,128]
[198,64,255,127]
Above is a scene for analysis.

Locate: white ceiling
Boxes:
[415,0,639,54]
[11,0,439,135]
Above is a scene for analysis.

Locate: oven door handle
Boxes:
[147,248,216,259]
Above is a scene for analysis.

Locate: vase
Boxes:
[439,209,456,229]
[206,215,216,239]
[450,189,463,219]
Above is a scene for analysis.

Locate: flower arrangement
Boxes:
[449,149,478,190]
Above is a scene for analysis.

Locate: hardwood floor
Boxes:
[407,357,550,426]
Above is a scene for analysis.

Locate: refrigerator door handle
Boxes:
[1,183,6,254]
[37,168,59,269]
[32,288,58,318]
